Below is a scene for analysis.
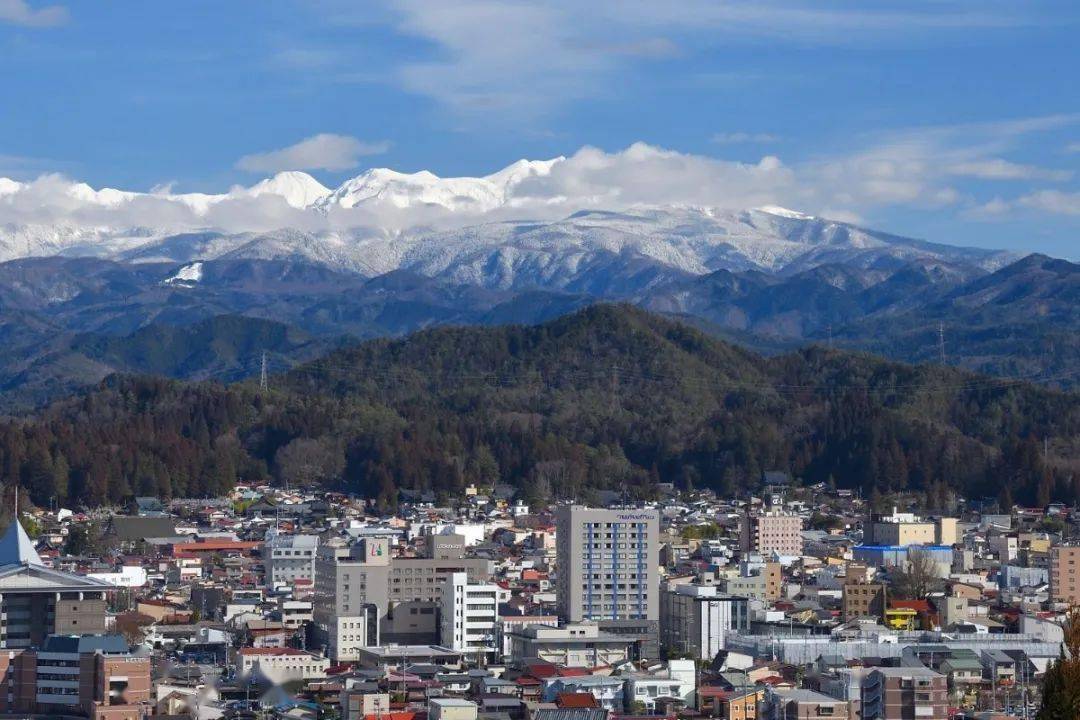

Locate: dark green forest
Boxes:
[1,305,1077,512]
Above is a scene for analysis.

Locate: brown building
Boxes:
[842,583,887,622]
[769,689,851,720]
[860,667,947,720]
[1049,545,1080,604]
[763,562,782,602]
[0,634,150,719]
[699,687,765,719]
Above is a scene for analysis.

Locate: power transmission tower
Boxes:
[938,323,946,365]
[260,351,268,392]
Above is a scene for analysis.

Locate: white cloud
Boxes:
[0,0,67,26]
[371,0,1042,118]
[1017,190,1080,216]
[711,132,780,145]
[947,158,1072,181]
[4,118,1079,235]
[236,134,390,173]
[1066,142,1080,154]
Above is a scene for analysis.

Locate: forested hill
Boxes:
[2,305,1077,512]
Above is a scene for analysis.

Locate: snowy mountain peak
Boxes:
[245,171,331,208]
[484,156,565,194]
[318,167,501,212]
[754,205,814,220]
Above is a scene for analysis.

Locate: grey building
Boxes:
[264,532,319,589]
[659,581,749,661]
[313,534,493,661]
[0,518,112,649]
[555,505,659,658]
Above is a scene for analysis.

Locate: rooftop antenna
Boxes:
[937,323,946,365]
[260,351,269,393]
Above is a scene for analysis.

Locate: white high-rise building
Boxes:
[440,572,500,660]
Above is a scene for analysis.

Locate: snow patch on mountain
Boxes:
[165,261,204,285]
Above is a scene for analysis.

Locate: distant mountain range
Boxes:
[0,162,1074,410]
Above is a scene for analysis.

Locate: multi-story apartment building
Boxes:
[739,510,803,557]
[313,534,493,661]
[440,572,500,660]
[659,581,749,660]
[555,505,659,657]
[860,667,947,720]
[0,634,151,720]
[841,583,887,622]
[1049,545,1080,604]
[264,532,318,589]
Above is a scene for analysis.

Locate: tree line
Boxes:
[0,305,1075,512]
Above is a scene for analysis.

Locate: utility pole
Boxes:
[938,323,946,365]
[260,351,269,393]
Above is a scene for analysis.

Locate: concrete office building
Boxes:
[0,519,112,649]
[264,531,318,589]
[660,582,749,661]
[440,572,500,659]
[314,534,493,661]
[739,510,803,557]
[556,505,660,658]
[509,622,641,667]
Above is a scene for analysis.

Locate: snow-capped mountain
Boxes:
[246,171,331,208]
[0,158,1015,291]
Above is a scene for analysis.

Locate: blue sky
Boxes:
[1,0,1078,256]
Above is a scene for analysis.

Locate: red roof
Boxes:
[889,599,932,613]
[557,693,599,708]
[364,713,418,720]
[556,667,593,677]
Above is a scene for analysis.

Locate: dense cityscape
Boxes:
[0,475,1074,719]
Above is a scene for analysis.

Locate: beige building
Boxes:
[1050,545,1080,604]
[429,698,479,720]
[341,688,390,720]
[238,647,329,685]
[866,509,957,547]
[842,583,886,622]
[740,511,803,556]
